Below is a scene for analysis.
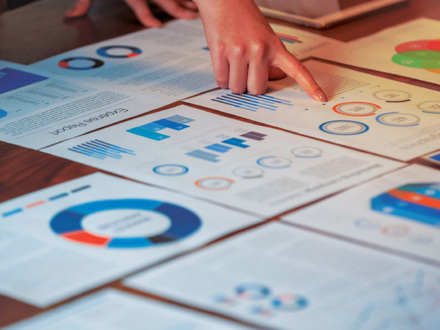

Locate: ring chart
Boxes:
[96,45,142,58]
[392,39,440,74]
[272,294,308,312]
[0,109,7,119]
[376,112,420,127]
[50,199,201,248]
[333,102,380,116]
[319,120,369,135]
[58,57,104,70]
[236,283,271,300]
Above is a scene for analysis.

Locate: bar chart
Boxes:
[212,93,294,112]
[127,115,194,141]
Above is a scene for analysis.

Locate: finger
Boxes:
[247,58,268,95]
[274,51,327,102]
[179,0,198,10]
[228,47,249,94]
[268,66,287,80]
[211,47,229,89]
[152,0,198,19]
[125,0,162,27]
[64,0,94,19]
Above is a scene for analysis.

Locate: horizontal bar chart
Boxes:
[186,150,220,163]
[222,138,250,148]
[127,115,194,141]
[212,93,294,112]
[68,139,136,160]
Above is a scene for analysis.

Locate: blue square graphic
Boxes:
[0,67,48,95]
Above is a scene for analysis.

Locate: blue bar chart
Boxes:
[127,115,194,141]
[68,139,136,160]
[212,93,294,112]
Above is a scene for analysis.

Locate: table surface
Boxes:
[1,0,440,327]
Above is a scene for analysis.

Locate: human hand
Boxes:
[193,0,327,101]
[65,0,198,27]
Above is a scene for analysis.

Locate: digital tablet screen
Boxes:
[255,0,408,28]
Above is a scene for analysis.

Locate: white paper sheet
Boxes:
[125,222,440,329]
[5,289,249,330]
[186,60,440,161]
[0,173,258,307]
[43,105,402,217]
[32,19,218,102]
[283,165,440,264]
[313,18,440,85]
[0,61,167,149]
[270,23,344,59]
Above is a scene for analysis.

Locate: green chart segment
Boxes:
[392,39,440,73]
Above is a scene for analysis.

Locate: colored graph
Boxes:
[58,57,104,70]
[319,120,369,135]
[212,93,294,111]
[68,139,135,160]
[392,39,440,74]
[0,67,48,94]
[417,101,440,114]
[50,199,202,248]
[333,102,380,116]
[127,115,194,141]
[376,112,420,127]
[187,131,266,163]
[96,45,142,58]
[373,90,411,103]
[371,183,440,227]
[272,294,308,312]
[0,109,7,119]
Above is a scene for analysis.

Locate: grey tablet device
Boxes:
[255,0,409,29]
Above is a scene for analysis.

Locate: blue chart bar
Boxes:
[240,131,266,141]
[212,93,293,112]
[222,138,249,148]
[153,119,189,130]
[68,139,136,160]
[127,127,169,141]
[186,150,220,163]
[2,208,23,217]
[205,143,232,153]
[127,115,194,141]
[166,115,195,125]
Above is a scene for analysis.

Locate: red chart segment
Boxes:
[392,39,440,73]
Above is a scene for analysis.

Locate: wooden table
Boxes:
[1,0,440,327]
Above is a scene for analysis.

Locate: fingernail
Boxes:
[315,90,327,102]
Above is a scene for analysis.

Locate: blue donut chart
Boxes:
[58,57,104,70]
[0,109,7,119]
[50,199,202,248]
[236,283,271,300]
[96,45,142,58]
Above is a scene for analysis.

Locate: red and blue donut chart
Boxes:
[96,45,142,58]
[50,199,202,248]
[58,57,104,70]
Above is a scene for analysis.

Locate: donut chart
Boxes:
[272,294,308,312]
[0,109,7,119]
[96,45,142,58]
[50,199,202,248]
[236,283,271,300]
[332,102,380,116]
[58,57,104,70]
[392,39,440,74]
[371,183,440,227]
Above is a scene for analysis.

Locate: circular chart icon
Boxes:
[257,156,292,169]
[291,147,322,158]
[96,45,142,58]
[333,102,380,116]
[153,164,189,176]
[373,90,412,103]
[376,112,420,127]
[371,183,440,228]
[58,57,104,70]
[0,109,7,119]
[195,177,234,190]
[50,199,201,248]
[236,283,271,300]
[392,39,440,74]
[319,120,369,135]
[233,167,264,179]
[380,225,410,238]
[417,101,440,114]
[272,294,308,312]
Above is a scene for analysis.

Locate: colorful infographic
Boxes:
[284,165,440,264]
[187,60,440,161]
[0,173,258,307]
[43,105,401,217]
[371,183,440,227]
[125,222,440,329]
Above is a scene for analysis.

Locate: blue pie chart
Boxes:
[0,109,7,119]
[50,199,202,248]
